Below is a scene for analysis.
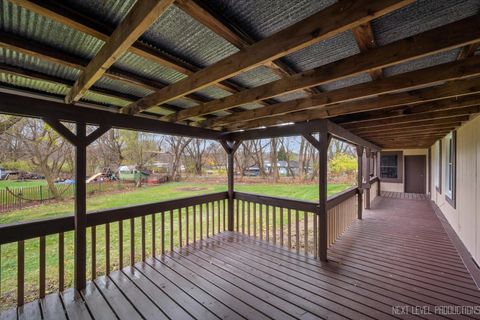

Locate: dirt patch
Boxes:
[175,186,209,192]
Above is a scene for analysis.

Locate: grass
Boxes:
[0,180,47,189]
[0,181,351,308]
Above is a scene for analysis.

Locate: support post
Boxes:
[376,151,381,196]
[356,146,364,219]
[220,140,242,231]
[74,122,87,291]
[43,119,110,292]
[303,132,330,262]
[365,149,371,210]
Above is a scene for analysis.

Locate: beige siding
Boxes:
[431,115,480,265]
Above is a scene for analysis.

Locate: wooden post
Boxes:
[376,151,381,196]
[365,149,371,210]
[302,131,330,262]
[74,122,87,291]
[220,140,241,231]
[356,146,364,219]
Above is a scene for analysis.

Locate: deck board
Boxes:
[2,195,480,319]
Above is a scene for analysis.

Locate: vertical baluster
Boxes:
[17,240,24,306]
[210,201,215,236]
[0,245,2,298]
[247,201,251,237]
[253,202,257,238]
[130,218,135,266]
[119,220,123,269]
[179,208,183,247]
[161,212,165,255]
[58,233,64,291]
[217,200,221,234]
[170,210,174,252]
[273,206,276,245]
[259,204,263,240]
[314,212,318,259]
[280,208,284,247]
[152,214,156,256]
[304,211,308,255]
[200,204,203,241]
[206,202,210,238]
[141,216,146,261]
[193,206,197,243]
[236,199,239,232]
[266,205,270,242]
[91,226,96,279]
[39,236,46,298]
[295,210,300,254]
[241,200,245,234]
[223,199,226,231]
[186,207,189,245]
[288,209,292,249]
[106,223,111,273]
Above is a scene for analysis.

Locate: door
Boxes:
[405,155,426,193]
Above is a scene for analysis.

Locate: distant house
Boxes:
[243,161,304,177]
[118,165,150,182]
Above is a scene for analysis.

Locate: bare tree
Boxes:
[185,139,208,175]
[166,136,192,180]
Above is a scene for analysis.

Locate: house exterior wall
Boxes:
[431,115,480,265]
[380,149,429,193]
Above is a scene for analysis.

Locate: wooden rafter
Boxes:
[165,15,480,123]
[207,55,480,128]
[230,76,480,130]
[6,0,245,96]
[122,0,414,115]
[352,22,383,80]
[351,116,470,132]
[175,0,318,96]
[64,0,174,103]
[354,122,463,135]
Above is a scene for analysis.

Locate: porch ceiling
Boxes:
[0,0,479,148]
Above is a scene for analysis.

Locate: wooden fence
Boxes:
[0,182,134,212]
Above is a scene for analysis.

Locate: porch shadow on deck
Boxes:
[3,196,480,320]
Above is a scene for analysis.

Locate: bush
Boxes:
[329,153,357,175]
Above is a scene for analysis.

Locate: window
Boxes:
[445,132,456,207]
[379,151,403,183]
[435,140,441,193]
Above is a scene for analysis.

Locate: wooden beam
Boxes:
[232,76,480,130]
[344,107,479,129]
[353,121,463,135]
[458,42,480,60]
[362,129,455,139]
[123,0,413,114]
[7,0,245,97]
[163,15,480,122]
[64,0,174,103]
[352,22,383,80]
[327,121,380,151]
[334,94,480,125]
[0,91,221,140]
[351,116,469,133]
[207,55,480,128]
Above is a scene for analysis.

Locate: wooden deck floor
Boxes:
[2,196,480,320]
[380,191,430,200]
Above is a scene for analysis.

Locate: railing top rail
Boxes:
[0,191,228,245]
[234,186,358,212]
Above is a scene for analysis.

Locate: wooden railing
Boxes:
[0,192,227,308]
[233,187,359,257]
[0,188,360,309]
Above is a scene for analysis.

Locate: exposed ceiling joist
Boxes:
[211,55,480,128]
[351,22,383,80]
[167,15,480,123]
[353,121,464,134]
[231,76,480,130]
[122,0,414,115]
[352,116,470,132]
[64,0,175,104]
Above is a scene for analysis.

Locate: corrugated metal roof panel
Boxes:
[283,31,360,72]
[237,102,264,110]
[83,91,129,107]
[61,0,135,26]
[0,1,103,60]
[206,0,336,40]
[113,51,187,85]
[0,72,69,96]
[95,77,153,98]
[383,49,461,77]
[320,73,372,91]
[167,98,198,109]
[371,0,480,46]
[274,91,309,102]
[148,106,173,116]
[142,5,239,68]
[0,47,80,81]
[196,86,232,100]
[230,66,281,88]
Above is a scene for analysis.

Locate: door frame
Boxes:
[404,155,427,194]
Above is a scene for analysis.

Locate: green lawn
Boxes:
[0,180,47,189]
[0,181,351,308]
